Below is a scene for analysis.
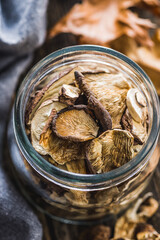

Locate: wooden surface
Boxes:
[14,0,160,239]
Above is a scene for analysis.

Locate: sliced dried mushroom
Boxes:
[59,84,80,105]
[26,67,73,124]
[113,193,159,239]
[86,129,134,173]
[74,71,112,131]
[65,159,88,205]
[126,88,147,123]
[66,159,87,174]
[31,101,66,155]
[79,225,111,240]
[134,223,160,240]
[95,187,119,206]
[39,128,86,165]
[65,190,89,206]
[81,71,131,128]
[121,108,148,145]
[52,105,99,142]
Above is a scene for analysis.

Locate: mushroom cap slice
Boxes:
[126,88,147,123]
[31,101,66,155]
[39,128,86,165]
[59,84,80,105]
[52,105,99,142]
[86,129,134,173]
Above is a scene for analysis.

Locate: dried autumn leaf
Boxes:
[49,0,155,47]
[86,129,134,173]
[52,105,99,142]
[39,128,86,165]
[31,101,66,155]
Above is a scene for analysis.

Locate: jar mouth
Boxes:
[13,45,160,186]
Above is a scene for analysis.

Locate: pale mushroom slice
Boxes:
[86,129,134,173]
[113,193,159,239]
[59,84,80,105]
[31,101,67,155]
[39,128,86,165]
[65,159,88,205]
[52,105,99,142]
[121,108,148,145]
[126,88,147,123]
[26,67,73,124]
[135,223,160,240]
[83,72,131,128]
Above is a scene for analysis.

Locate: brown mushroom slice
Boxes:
[59,84,80,105]
[86,129,134,173]
[113,193,159,239]
[135,223,160,240]
[66,159,87,174]
[52,105,99,142]
[31,101,66,155]
[26,67,73,124]
[121,108,148,145]
[39,128,86,165]
[74,71,112,131]
[83,72,131,128]
[126,88,147,123]
[65,159,88,205]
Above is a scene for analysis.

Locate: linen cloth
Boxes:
[0,0,48,239]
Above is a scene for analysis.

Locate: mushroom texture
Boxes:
[59,84,81,105]
[31,101,66,155]
[86,129,134,173]
[39,128,86,165]
[83,72,131,128]
[52,105,99,142]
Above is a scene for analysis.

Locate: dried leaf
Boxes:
[49,0,155,47]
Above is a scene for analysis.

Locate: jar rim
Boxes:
[13,45,160,186]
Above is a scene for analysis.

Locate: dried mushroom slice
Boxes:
[66,159,87,174]
[86,129,134,173]
[95,187,119,206]
[52,105,99,142]
[59,84,80,105]
[39,128,86,165]
[26,67,73,124]
[31,101,66,155]
[134,223,160,240]
[113,193,159,239]
[65,190,89,206]
[126,88,147,123]
[75,71,112,131]
[82,72,131,128]
[65,159,88,205]
[121,108,148,145]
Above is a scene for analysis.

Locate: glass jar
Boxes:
[10,45,160,224]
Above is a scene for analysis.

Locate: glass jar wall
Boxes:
[10,45,160,224]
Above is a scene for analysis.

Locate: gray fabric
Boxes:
[0,0,48,239]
